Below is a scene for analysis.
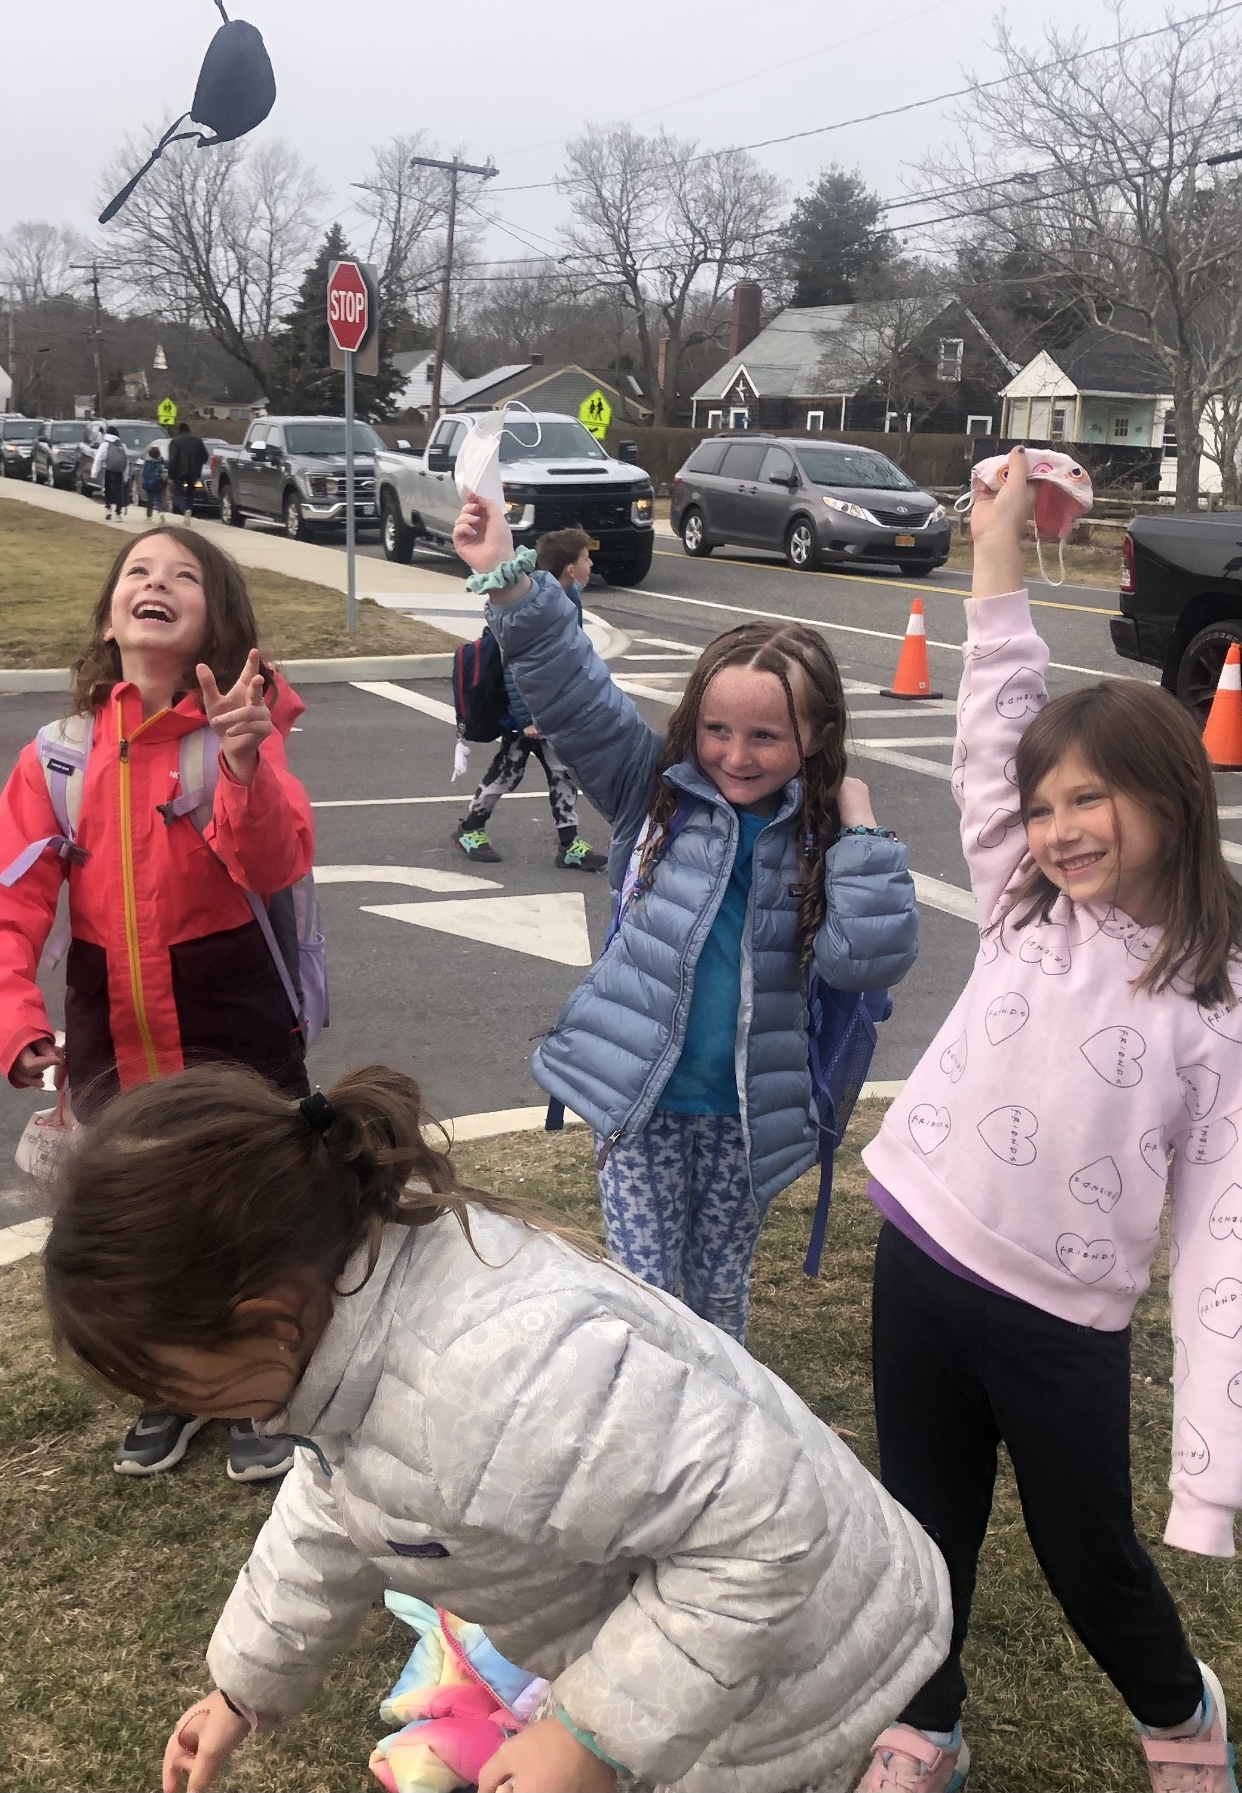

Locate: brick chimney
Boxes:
[529,352,544,365]
[729,282,762,357]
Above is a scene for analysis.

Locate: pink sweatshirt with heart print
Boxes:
[863,588,1242,1559]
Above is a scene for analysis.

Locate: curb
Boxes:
[0,652,457,695]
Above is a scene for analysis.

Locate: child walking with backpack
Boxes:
[44,1058,951,1793]
[453,493,917,1342]
[91,425,130,520]
[141,443,168,517]
[851,445,1242,1793]
[0,524,315,1486]
[454,526,606,872]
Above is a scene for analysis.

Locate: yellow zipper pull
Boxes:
[119,738,129,762]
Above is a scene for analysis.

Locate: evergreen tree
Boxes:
[781,167,892,307]
[266,224,407,416]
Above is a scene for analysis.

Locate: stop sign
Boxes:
[327,260,369,354]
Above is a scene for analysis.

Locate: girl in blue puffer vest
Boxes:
[456,493,918,1340]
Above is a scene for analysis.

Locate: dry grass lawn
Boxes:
[1,1106,1240,1791]
[0,499,457,667]
[944,527,1125,592]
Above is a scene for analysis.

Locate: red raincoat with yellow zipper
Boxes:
[0,675,314,1120]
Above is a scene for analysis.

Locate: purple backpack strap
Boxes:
[0,716,93,888]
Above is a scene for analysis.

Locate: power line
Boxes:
[486,4,1242,196]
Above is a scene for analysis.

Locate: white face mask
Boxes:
[454,406,543,511]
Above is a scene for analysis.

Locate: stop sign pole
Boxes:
[326,259,372,633]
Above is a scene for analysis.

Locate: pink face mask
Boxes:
[956,450,1093,585]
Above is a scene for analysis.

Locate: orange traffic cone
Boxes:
[1203,642,1242,770]
[882,599,943,700]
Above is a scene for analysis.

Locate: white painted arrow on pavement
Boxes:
[362,892,593,966]
[314,863,499,892]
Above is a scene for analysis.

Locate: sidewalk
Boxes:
[0,478,628,668]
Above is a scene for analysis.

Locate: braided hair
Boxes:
[631,622,848,966]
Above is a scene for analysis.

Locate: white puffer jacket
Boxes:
[208,1213,949,1792]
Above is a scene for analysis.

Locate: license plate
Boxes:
[894,533,916,547]
[588,538,601,550]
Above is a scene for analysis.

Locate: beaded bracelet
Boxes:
[836,823,897,842]
[464,545,537,594]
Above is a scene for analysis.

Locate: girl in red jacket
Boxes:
[0,524,314,1484]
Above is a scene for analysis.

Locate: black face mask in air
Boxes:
[98,2,276,224]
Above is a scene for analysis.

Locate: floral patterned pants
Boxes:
[595,1111,764,1342]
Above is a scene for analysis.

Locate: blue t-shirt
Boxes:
[658,806,768,1117]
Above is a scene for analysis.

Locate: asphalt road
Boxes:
[6,530,1242,1236]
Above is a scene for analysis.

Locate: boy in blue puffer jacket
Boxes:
[454,492,919,1341]
[454,526,606,872]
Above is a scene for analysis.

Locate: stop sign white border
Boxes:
[327,260,369,354]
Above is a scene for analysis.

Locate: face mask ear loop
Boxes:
[501,400,542,455]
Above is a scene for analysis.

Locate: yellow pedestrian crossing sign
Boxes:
[578,389,612,441]
[157,398,178,427]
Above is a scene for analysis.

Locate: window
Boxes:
[797,446,916,491]
[284,421,384,454]
[728,407,750,429]
[499,420,604,462]
[707,409,723,429]
[1051,406,1068,440]
[806,410,825,431]
[686,441,727,474]
[718,442,766,479]
[937,337,964,382]
[1112,415,1130,439]
[758,447,796,485]
[966,414,993,437]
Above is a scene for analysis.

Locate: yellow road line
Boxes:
[651,547,1117,616]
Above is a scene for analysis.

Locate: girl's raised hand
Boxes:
[197,649,271,786]
[162,1692,250,1793]
[477,1716,619,1793]
[969,444,1032,600]
[453,492,514,577]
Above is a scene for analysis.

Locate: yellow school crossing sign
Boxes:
[578,389,612,440]
[157,398,178,427]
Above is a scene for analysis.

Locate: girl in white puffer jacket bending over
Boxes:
[44,1061,950,1793]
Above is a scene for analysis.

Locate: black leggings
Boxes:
[872,1221,1202,1732]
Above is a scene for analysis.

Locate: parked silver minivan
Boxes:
[670,435,952,576]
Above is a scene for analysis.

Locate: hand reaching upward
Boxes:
[197,650,271,786]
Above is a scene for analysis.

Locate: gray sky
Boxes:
[0,0,1186,274]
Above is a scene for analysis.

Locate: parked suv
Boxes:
[670,435,951,575]
[72,421,169,497]
[213,417,381,538]
[0,416,43,480]
[33,419,93,488]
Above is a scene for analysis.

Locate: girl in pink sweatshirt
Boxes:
[854,448,1242,1793]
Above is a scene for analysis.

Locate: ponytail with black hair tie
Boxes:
[299,1091,336,1137]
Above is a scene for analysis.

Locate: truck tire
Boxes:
[679,508,713,557]
[599,539,654,587]
[284,491,311,541]
[1176,622,1242,723]
[381,490,415,563]
[218,481,243,527]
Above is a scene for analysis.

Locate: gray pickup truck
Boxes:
[374,410,656,585]
[213,415,382,540]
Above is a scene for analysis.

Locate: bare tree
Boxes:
[1202,390,1242,506]
[825,277,948,431]
[923,4,1242,508]
[0,221,90,306]
[97,131,325,392]
[559,126,784,423]
[352,133,457,325]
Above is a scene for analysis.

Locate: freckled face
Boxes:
[695,666,822,813]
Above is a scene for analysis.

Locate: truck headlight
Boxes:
[631,493,654,524]
[307,475,328,498]
[822,494,877,524]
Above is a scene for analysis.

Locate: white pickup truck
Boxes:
[373,410,656,586]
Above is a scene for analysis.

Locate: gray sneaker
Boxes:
[226,1421,297,1483]
[114,1409,208,1476]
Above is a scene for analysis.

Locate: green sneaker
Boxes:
[454,825,502,863]
[556,838,607,872]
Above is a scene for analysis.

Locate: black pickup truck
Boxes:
[1112,511,1242,719]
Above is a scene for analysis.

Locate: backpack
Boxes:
[452,628,510,742]
[0,715,328,1047]
[141,457,165,492]
[105,438,127,474]
[549,796,890,1276]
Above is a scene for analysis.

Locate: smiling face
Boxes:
[695,664,816,813]
[1024,745,1166,925]
[104,532,210,675]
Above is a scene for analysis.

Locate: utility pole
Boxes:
[407,153,497,427]
[70,260,106,419]
[4,286,14,414]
